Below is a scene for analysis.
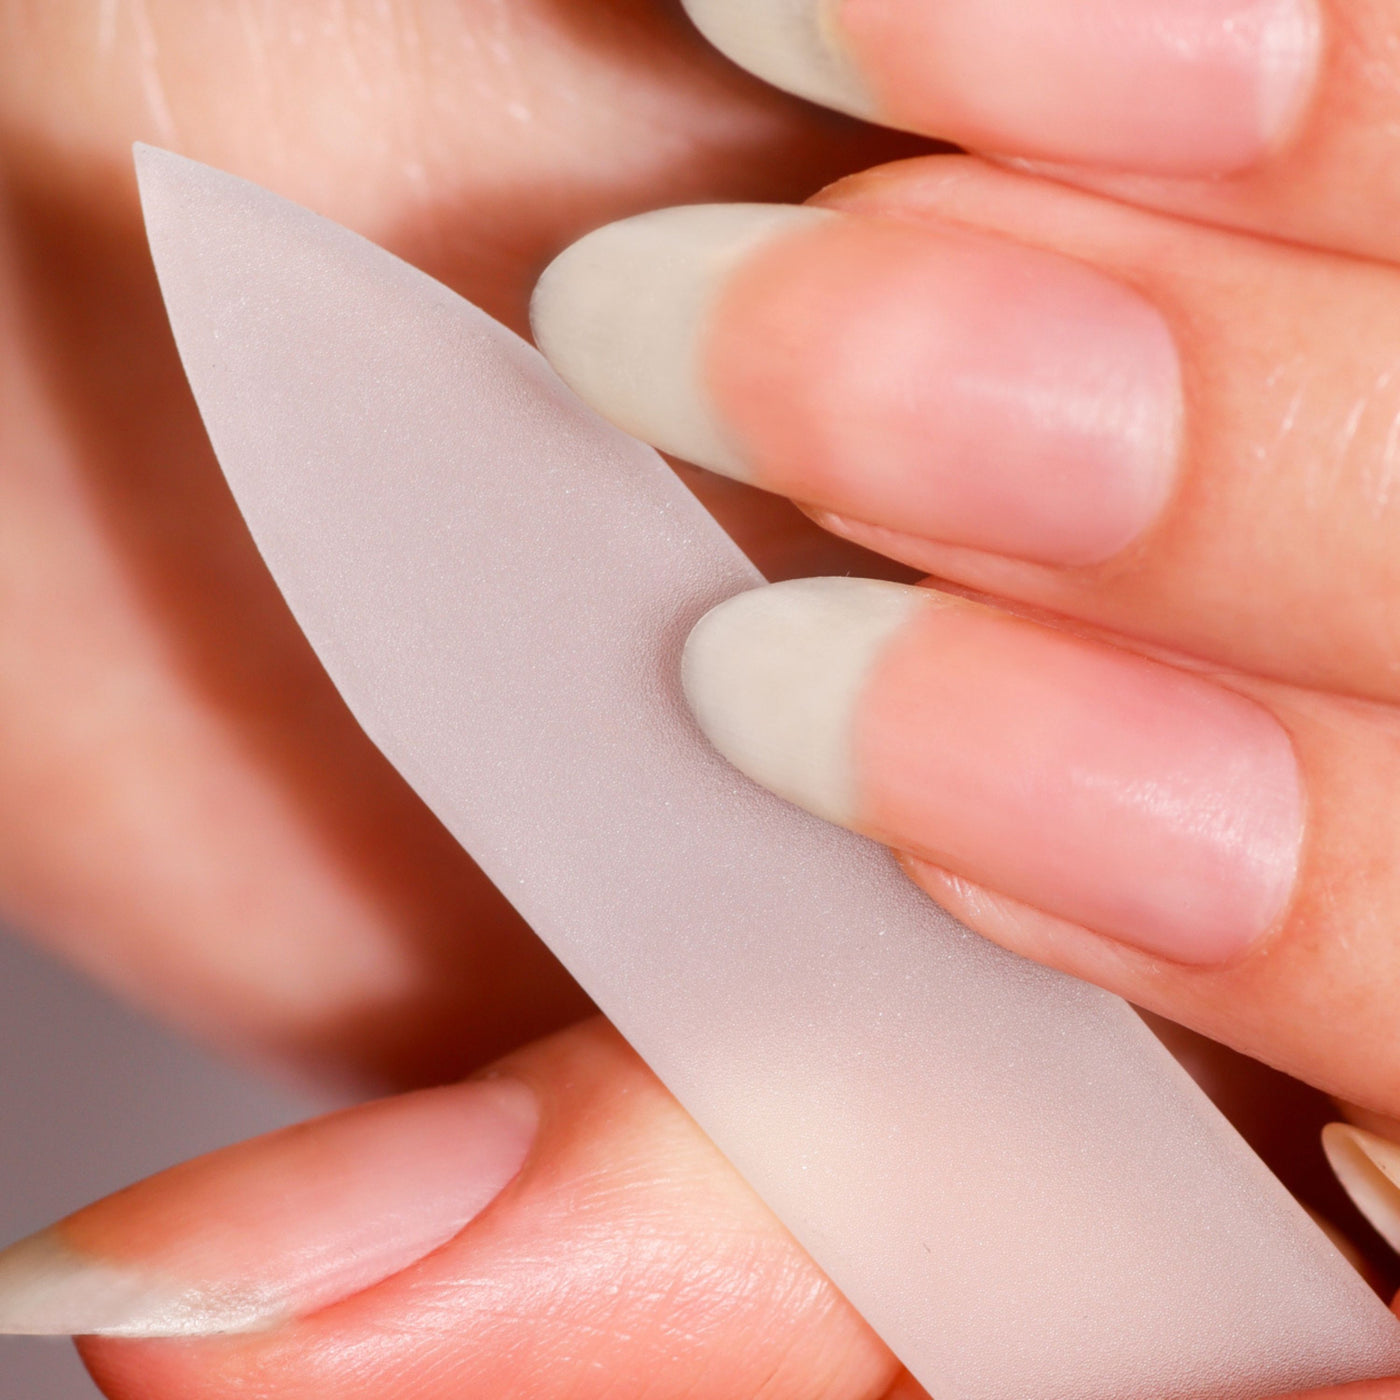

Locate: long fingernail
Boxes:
[682,0,1320,176]
[534,206,1181,568]
[0,1079,536,1336]
[1323,1124,1400,1254]
[532,204,832,482]
[679,0,877,120]
[684,579,1304,964]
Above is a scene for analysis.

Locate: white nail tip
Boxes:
[1322,1124,1400,1255]
[532,204,832,482]
[0,1230,278,1337]
[683,577,929,826]
[680,0,874,119]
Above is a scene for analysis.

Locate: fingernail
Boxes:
[0,1079,537,1336]
[683,0,1320,176]
[683,577,928,824]
[532,203,832,481]
[535,206,1181,567]
[684,579,1304,964]
[680,0,877,119]
[1323,1124,1400,1254]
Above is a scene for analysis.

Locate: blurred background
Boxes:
[0,928,330,1400]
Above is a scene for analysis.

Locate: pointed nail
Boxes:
[531,203,831,482]
[684,578,1302,964]
[683,0,1320,176]
[682,577,931,825]
[0,1230,267,1337]
[680,0,875,118]
[1323,1123,1400,1254]
[535,205,1181,568]
[0,1079,537,1336]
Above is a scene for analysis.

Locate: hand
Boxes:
[4,2,1400,1399]
[532,0,1400,1121]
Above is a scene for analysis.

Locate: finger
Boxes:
[12,1020,899,1400]
[0,1079,538,1336]
[679,0,1400,262]
[2,1020,1382,1400]
[679,577,1400,1117]
[531,157,1400,704]
[681,0,1318,178]
[0,1022,1378,1400]
[0,0,909,1087]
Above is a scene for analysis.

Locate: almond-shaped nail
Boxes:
[0,1079,536,1336]
[1323,1124,1400,1255]
[682,0,1320,175]
[532,203,833,481]
[683,578,1304,964]
[534,206,1182,568]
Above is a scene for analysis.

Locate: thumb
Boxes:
[0,1018,903,1400]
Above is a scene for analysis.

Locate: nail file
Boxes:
[135,146,1400,1400]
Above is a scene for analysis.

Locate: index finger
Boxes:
[680,0,1400,262]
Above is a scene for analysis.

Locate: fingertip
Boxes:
[531,202,829,481]
[79,1020,900,1400]
[682,577,932,825]
[1325,1125,1400,1257]
[679,0,876,120]
[682,0,1323,176]
[0,1080,538,1338]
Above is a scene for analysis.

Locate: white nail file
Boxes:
[135,146,1400,1400]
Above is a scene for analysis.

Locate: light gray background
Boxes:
[0,928,328,1399]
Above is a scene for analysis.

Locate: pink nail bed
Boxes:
[710,217,1182,567]
[857,603,1305,964]
[837,0,1319,175]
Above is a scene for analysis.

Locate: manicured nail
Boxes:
[0,1079,536,1336]
[1323,1124,1400,1254]
[532,204,832,481]
[682,0,1320,175]
[536,205,1181,567]
[684,579,1304,964]
[683,577,928,824]
[679,0,877,120]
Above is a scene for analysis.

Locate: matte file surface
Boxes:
[137,146,1400,1400]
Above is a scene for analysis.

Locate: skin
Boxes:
[3,1,1400,1398]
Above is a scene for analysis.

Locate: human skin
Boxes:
[5,3,1400,1399]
